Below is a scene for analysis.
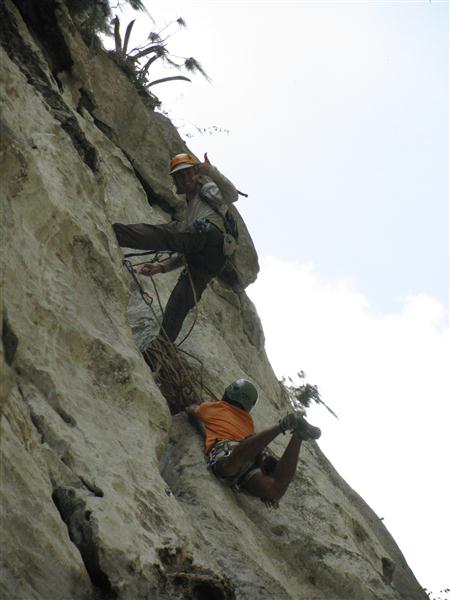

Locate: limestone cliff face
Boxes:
[0,2,427,599]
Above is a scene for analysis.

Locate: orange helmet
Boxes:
[169,153,198,175]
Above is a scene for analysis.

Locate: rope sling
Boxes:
[123,252,217,413]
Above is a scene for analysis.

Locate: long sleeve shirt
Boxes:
[162,165,238,273]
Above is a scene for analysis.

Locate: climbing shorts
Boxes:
[206,440,260,492]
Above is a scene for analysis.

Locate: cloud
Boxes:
[247,255,450,590]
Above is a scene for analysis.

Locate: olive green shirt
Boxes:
[162,165,238,272]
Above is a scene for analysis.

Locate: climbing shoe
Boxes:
[279,412,304,434]
[293,416,321,441]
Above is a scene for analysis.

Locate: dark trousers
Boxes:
[113,222,225,342]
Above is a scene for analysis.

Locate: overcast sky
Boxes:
[111,1,449,594]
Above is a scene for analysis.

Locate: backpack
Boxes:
[199,188,239,257]
[200,183,257,292]
[223,210,239,241]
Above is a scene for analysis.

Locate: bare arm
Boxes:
[185,404,207,438]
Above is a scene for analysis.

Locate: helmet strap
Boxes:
[223,396,246,411]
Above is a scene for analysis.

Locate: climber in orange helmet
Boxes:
[186,380,321,506]
[113,153,238,345]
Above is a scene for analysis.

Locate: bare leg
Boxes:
[217,424,283,477]
[241,435,303,501]
[271,435,302,497]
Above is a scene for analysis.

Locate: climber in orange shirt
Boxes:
[186,379,321,504]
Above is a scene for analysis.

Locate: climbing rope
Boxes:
[123,253,216,413]
[142,336,217,413]
[123,256,281,508]
[123,250,200,348]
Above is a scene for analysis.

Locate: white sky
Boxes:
[110,1,449,594]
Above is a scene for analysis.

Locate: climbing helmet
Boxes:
[169,153,198,175]
[224,379,258,412]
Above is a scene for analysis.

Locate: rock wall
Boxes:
[0,2,427,599]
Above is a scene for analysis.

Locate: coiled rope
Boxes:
[123,252,216,413]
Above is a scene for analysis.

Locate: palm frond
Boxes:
[138,52,163,80]
[113,16,122,54]
[146,75,191,88]
[122,19,135,55]
[131,44,166,61]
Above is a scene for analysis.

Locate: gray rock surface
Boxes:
[0,2,426,599]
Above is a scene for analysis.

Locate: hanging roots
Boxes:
[143,336,215,414]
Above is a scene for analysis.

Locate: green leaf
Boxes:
[113,16,122,55]
[131,44,166,61]
[146,75,191,88]
[123,19,135,56]
[138,53,161,80]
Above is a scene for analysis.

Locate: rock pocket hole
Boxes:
[382,557,396,585]
[192,582,226,600]
[157,547,235,600]
[2,313,18,366]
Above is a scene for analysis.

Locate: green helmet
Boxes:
[224,379,258,412]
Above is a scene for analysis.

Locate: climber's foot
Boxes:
[279,412,304,434]
[293,416,321,441]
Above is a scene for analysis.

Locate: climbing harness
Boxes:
[206,441,280,509]
[207,440,256,489]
